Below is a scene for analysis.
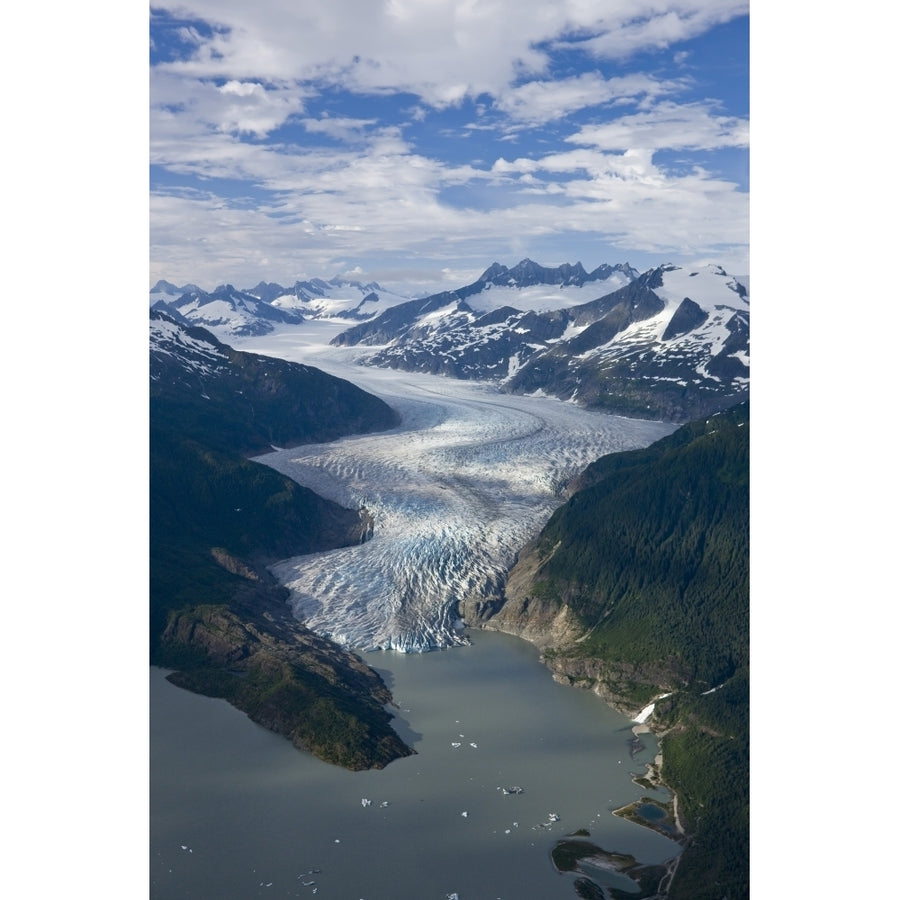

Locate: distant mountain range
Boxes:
[151,257,749,422]
[149,274,413,335]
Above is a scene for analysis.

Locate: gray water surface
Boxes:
[150,629,679,899]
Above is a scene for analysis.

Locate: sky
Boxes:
[149,1,749,293]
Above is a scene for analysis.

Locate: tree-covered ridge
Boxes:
[530,400,748,689]
[150,312,412,769]
[493,401,749,899]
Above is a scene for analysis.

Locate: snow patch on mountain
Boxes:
[149,313,228,379]
[651,264,750,314]
[463,275,634,315]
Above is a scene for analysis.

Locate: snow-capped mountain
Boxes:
[150,306,232,387]
[149,276,414,337]
[150,308,399,452]
[508,264,749,420]
[148,260,634,340]
[151,258,748,422]
[150,283,306,336]
[331,258,637,346]
[334,262,748,422]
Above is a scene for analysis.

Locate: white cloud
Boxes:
[151,126,747,289]
[557,2,749,60]
[301,116,378,142]
[567,101,749,151]
[151,69,310,138]
[149,1,749,287]
[152,1,747,105]
[493,71,687,124]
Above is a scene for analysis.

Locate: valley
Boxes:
[237,325,675,652]
[150,260,749,898]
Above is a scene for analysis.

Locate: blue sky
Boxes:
[150,1,749,293]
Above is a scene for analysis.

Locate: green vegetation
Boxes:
[504,401,748,898]
[656,670,749,900]
[162,609,412,770]
[149,427,370,654]
[150,320,400,458]
[531,401,748,692]
[150,316,412,769]
[614,797,678,838]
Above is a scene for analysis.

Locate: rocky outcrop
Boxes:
[159,568,415,771]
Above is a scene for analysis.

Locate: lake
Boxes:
[150,628,680,899]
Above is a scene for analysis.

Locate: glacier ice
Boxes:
[253,362,674,653]
[233,327,675,652]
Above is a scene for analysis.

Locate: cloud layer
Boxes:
[150,1,749,289]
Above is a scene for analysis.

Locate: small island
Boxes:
[551,836,670,899]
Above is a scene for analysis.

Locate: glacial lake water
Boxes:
[150,628,680,900]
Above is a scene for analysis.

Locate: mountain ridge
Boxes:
[150,310,412,769]
[339,262,748,422]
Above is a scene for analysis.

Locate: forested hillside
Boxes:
[489,401,749,899]
[149,313,412,769]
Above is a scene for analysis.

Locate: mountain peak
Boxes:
[478,262,509,282]
[150,279,182,294]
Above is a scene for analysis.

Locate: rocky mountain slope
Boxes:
[150,311,412,769]
[332,261,747,422]
[329,257,637,348]
[506,264,748,421]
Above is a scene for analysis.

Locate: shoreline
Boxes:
[474,622,687,842]
[475,623,686,898]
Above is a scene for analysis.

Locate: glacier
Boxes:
[239,324,676,652]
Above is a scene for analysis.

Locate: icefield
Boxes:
[242,326,676,652]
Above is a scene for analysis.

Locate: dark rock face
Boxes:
[662,298,708,341]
